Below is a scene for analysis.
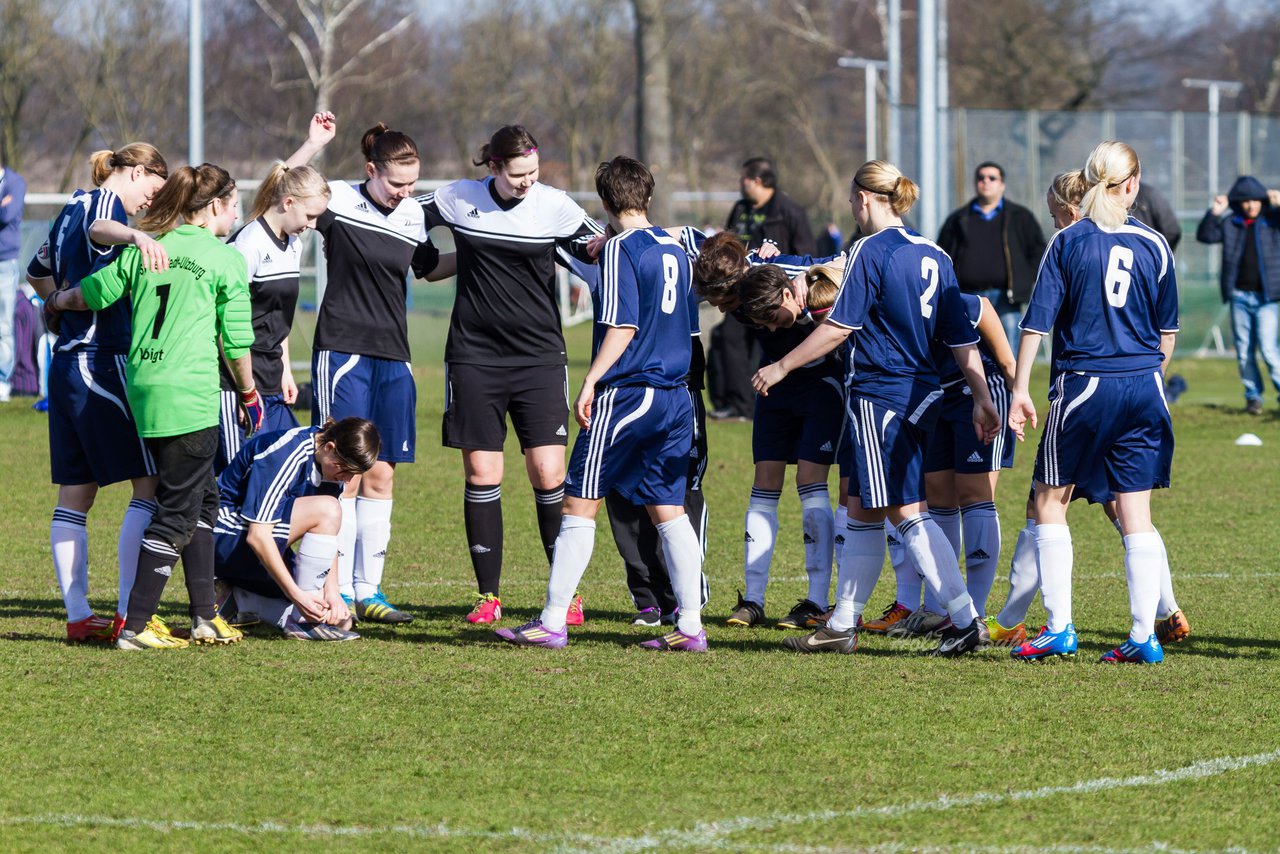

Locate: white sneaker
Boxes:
[0,381,11,403]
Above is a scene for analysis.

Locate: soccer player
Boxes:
[753,160,1001,657]
[214,417,379,641]
[729,261,846,630]
[56,163,259,650]
[418,125,603,625]
[311,123,445,625]
[496,155,706,651]
[1004,155,1182,662]
[25,143,169,642]
[216,113,336,472]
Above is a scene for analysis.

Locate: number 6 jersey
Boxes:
[1021,216,1178,376]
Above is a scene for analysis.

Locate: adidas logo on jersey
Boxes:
[355,202,370,212]
[467,207,480,219]
[556,425,567,436]
[803,532,816,544]
[819,441,833,452]
[470,544,491,554]
[262,253,272,264]
[966,451,984,463]
[744,532,754,543]
[967,548,991,561]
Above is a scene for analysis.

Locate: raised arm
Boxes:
[283,112,337,169]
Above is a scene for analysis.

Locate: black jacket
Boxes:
[1130,185,1182,251]
[725,190,815,255]
[937,198,1046,304]
[1196,175,1280,303]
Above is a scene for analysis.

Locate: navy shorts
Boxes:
[1034,371,1173,494]
[48,350,155,486]
[752,374,844,465]
[924,372,1015,474]
[216,390,299,474]
[565,385,693,506]
[213,501,295,598]
[442,362,569,452]
[312,350,416,463]
[848,395,929,509]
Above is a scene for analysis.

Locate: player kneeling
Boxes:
[214,418,379,641]
[496,156,706,651]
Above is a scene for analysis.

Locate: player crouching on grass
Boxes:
[213,418,379,641]
[496,155,707,651]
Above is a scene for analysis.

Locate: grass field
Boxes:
[1,315,1277,853]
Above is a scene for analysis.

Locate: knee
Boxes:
[316,498,343,535]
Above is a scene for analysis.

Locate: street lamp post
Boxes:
[1182,78,1242,202]
[837,57,889,163]
[189,0,204,166]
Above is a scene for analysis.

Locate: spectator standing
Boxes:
[713,157,815,420]
[1131,184,1182,251]
[1196,177,1280,414]
[937,161,1045,350]
[0,159,26,402]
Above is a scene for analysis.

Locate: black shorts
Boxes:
[442,362,570,452]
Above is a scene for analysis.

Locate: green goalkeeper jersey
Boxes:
[80,223,254,438]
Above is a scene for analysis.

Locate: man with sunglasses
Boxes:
[938,162,1046,350]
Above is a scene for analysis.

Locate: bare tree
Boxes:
[0,0,59,169]
[633,0,675,225]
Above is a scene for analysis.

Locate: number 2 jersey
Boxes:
[79,223,254,437]
[826,226,978,424]
[1021,216,1178,376]
[26,188,133,354]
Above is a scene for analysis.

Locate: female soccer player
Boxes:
[418,125,603,624]
[728,260,846,630]
[311,122,445,625]
[496,155,705,651]
[216,113,336,472]
[26,143,168,642]
[753,160,1001,657]
[1003,157,1183,662]
[215,417,379,641]
[58,162,259,649]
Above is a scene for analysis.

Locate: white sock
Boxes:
[899,514,977,627]
[799,483,833,609]
[337,496,356,599]
[353,497,392,601]
[1153,526,1179,619]
[52,508,91,622]
[296,533,339,594]
[541,515,596,631]
[997,520,1039,627]
[743,487,780,607]
[961,501,1000,617]
[829,520,885,632]
[118,498,156,616]
[1124,531,1163,643]
[886,519,921,609]
[659,515,705,635]
[931,506,962,558]
[1036,523,1073,632]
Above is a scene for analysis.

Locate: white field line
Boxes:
[762,572,1280,584]
[0,750,1274,850]
[758,844,1250,854]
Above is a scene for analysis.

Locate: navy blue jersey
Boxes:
[217,426,323,525]
[1021,216,1178,376]
[755,308,844,384]
[827,227,977,422]
[936,292,998,389]
[26,188,133,353]
[594,227,698,389]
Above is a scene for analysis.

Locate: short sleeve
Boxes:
[599,236,639,329]
[1021,232,1066,334]
[1156,252,1179,332]
[938,273,981,348]
[85,190,128,257]
[411,238,439,280]
[27,239,51,279]
[826,239,874,330]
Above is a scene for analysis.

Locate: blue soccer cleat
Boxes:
[1011,623,1078,662]
[1099,634,1164,664]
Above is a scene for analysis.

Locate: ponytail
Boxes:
[138,163,235,233]
[249,162,330,221]
[853,160,919,216]
[361,123,418,170]
[1080,141,1140,229]
[317,417,381,474]
[88,142,167,188]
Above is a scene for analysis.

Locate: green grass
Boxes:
[0,316,1277,852]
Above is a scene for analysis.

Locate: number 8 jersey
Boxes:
[827,226,978,425]
[1021,216,1178,376]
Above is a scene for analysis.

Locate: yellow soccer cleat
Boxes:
[983,615,1028,647]
[190,614,244,645]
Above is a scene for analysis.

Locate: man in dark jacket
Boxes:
[1197,176,1280,414]
[937,161,1046,350]
[711,157,815,420]
[1131,184,1182,251]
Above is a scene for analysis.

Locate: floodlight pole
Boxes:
[189,0,204,166]
[1182,78,1242,200]
[918,0,939,238]
[838,57,888,163]
[887,0,901,167]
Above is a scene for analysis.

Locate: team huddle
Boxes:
[27,111,1185,663]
